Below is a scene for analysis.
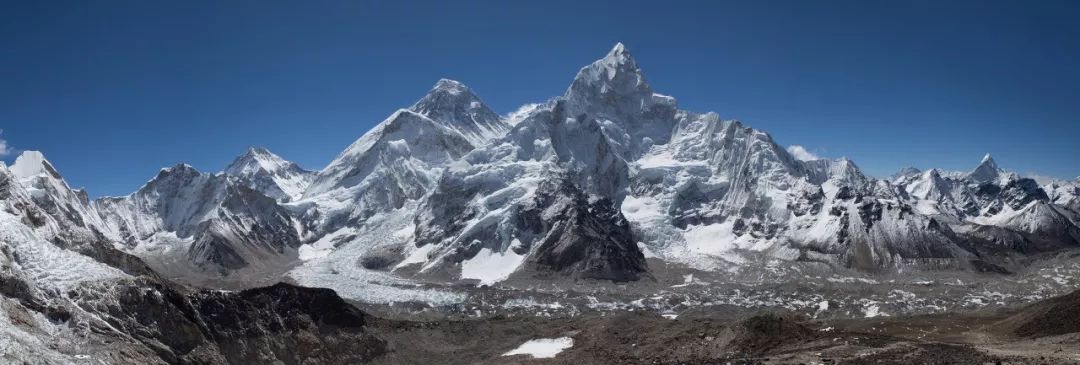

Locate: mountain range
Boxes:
[4,43,1080,290]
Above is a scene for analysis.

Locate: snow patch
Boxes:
[863,303,888,318]
[298,244,332,261]
[621,195,663,222]
[502,337,574,359]
[460,246,525,285]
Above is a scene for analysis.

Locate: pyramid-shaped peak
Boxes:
[597,42,638,69]
[566,43,651,104]
[230,146,280,163]
[414,79,484,109]
[975,153,999,170]
[608,42,629,57]
[225,146,302,177]
[892,166,923,181]
[432,78,469,93]
[246,146,273,155]
[968,153,1001,183]
[409,79,508,146]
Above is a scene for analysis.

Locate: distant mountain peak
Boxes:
[430,78,468,94]
[245,146,274,156]
[608,42,628,57]
[412,79,482,114]
[225,147,299,175]
[968,153,1001,183]
[224,147,311,202]
[567,43,649,102]
[601,42,634,67]
[409,78,509,147]
[893,166,923,180]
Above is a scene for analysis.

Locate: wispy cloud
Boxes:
[1025,172,1065,185]
[0,129,12,157]
[786,145,821,161]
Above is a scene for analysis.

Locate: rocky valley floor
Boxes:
[6,253,1080,364]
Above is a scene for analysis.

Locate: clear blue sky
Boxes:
[2,0,1077,196]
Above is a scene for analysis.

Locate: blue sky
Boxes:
[2,0,1077,196]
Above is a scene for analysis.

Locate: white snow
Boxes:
[863,303,887,318]
[683,223,736,253]
[0,211,129,292]
[9,151,50,180]
[505,103,540,126]
[298,244,332,261]
[621,195,664,222]
[224,147,313,201]
[502,337,574,359]
[460,246,526,285]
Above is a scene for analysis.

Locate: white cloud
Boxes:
[0,129,12,157]
[786,145,821,161]
[1025,172,1064,185]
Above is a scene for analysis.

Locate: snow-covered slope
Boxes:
[410,79,511,146]
[224,147,314,202]
[297,80,510,244]
[402,43,686,282]
[378,43,1080,280]
[94,163,303,278]
[1046,178,1080,213]
[7,151,112,244]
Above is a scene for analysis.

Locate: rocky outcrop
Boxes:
[70,279,388,364]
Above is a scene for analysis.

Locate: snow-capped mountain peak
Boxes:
[967,153,1002,183]
[225,147,292,175]
[224,147,313,201]
[566,42,651,104]
[410,79,509,147]
[892,166,923,182]
[561,43,680,160]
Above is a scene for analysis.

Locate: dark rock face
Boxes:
[413,169,649,282]
[71,279,388,365]
[72,236,161,278]
[187,184,303,272]
[525,178,648,282]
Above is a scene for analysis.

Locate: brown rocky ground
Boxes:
[360,289,1080,365]
[11,278,1078,364]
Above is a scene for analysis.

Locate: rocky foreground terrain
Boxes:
[6,274,1080,364]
